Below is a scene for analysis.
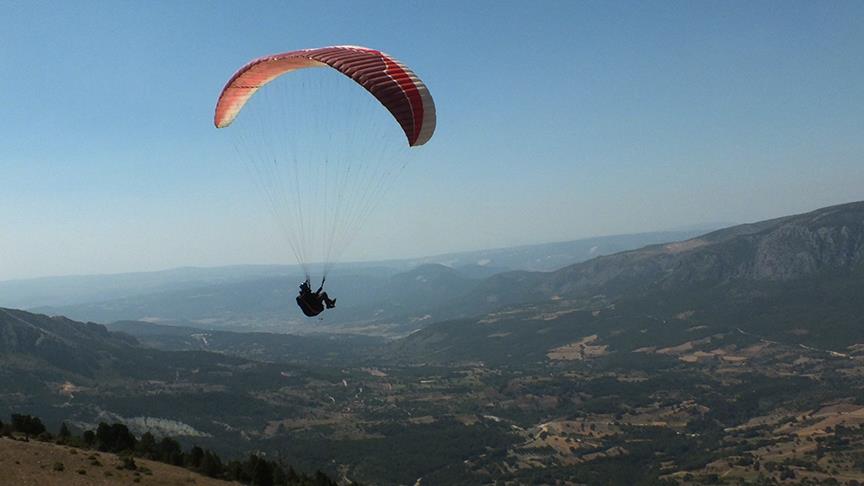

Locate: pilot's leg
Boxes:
[322,292,336,309]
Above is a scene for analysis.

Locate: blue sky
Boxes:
[1,1,863,279]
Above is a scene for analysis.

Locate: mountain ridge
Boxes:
[397,201,864,361]
[2,230,702,312]
[464,201,864,309]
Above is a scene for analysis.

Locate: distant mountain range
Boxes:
[400,230,710,273]
[0,229,707,307]
[8,230,703,333]
[5,201,863,340]
[395,200,864,359]
[42,200,864,353]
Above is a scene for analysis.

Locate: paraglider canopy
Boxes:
[215,45,436,146]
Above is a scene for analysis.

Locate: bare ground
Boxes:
[0,436,239,486]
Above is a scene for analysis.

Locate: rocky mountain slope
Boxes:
[461,201,864,311]
[397,201,864,359]
[550,200,864,292]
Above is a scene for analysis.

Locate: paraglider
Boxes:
[214,46,436,317]
[296,278,336,317]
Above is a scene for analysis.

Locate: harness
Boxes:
[296,293,324,317]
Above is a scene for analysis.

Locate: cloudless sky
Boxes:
[1,0,863,280]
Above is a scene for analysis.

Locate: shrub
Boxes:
[120,455,137,471]
[10,414,46,437]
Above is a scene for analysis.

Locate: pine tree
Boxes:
[188,445,204,469]
[200,450,224,478]
[58,422,71,439]
[137,431,157,458]
[157,437,183,465]
[314,470,334,486]
[83,430,96,446]
[272,465,286,486]
[251,459,274,486]
[11,414,46,437]
[95,422,137,452]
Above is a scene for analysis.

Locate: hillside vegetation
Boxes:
[0,436,241,486]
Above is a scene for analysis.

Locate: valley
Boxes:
[2,202,864,484]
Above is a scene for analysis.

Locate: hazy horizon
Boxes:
[2,1,863,281]
[0,222,724,282]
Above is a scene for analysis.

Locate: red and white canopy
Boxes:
[214,45,436,146]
